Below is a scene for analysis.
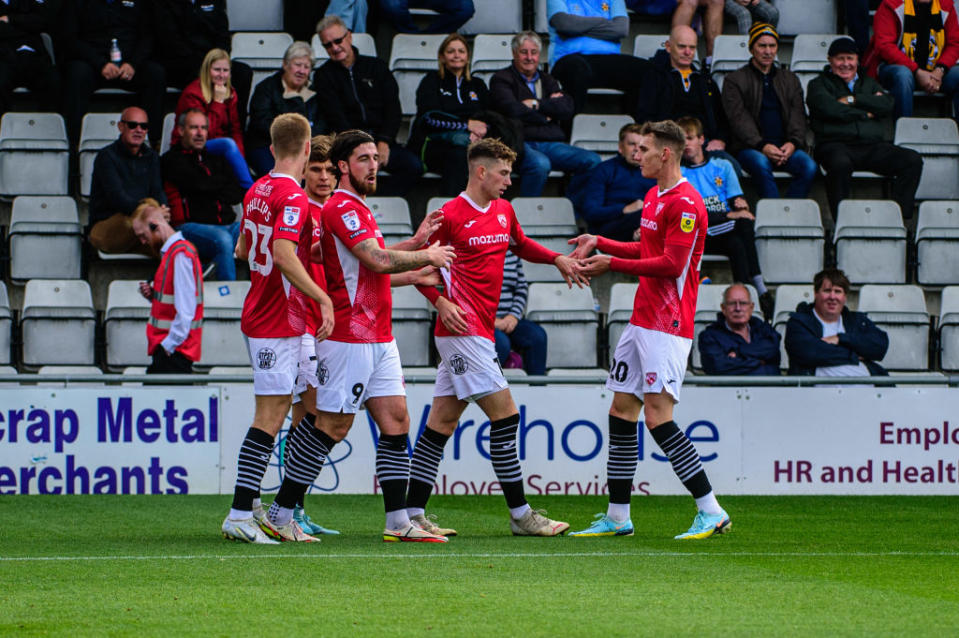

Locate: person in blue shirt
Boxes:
[547,0,654,118]
[699,283,781,375]
[565,122,656,241]
[678,116,772,317]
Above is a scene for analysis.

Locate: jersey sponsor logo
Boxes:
[641,217,658,231]
[468,232,510,246]
[348,229,368,240]
[464,220,478,228]
[341,210,361,231]
[450,354,468,375]
[680,211,696,233]
[283,206,301,226]
[317,361,329,385]
[257,348,277,370]
[287,193,303,200]
[497,214,508,228]
[645,372,657,386]
[254,183,274,197]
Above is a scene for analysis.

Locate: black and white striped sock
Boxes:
[607,415,639,505]
[273,416,336,513]
[407,427,450,511]
[231,427,275,512]
[376,433,410,515]
[650,420,712,498]
[490,414,526,509]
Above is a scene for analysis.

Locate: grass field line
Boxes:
[4,550,959,563]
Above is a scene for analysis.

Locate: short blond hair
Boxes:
[130,198,164,226]
[640,120,686,157]
[270,113,311,160]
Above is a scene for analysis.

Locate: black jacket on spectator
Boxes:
[247,70,328,153]
[698,313,781,375]
[312,49,403,145]
[89,138,166,225]
[151,0,230,80]
[489,65,574,143]
[59,0,153,71]
[0,0,60,57]
[408,70,488,157]
[784,301,889,376]
[161,147,244,226]
[636,49,728,142]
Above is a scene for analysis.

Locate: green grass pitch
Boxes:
[2,495,958,636]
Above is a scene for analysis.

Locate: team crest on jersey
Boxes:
[257,348,276,370]
[713,175,723,187]
[283,206,300,226]
[655,202,665,216]
[450,354,468,375]
[317,361,329,385]
[341,210,361,231]
[497,214,507,228]
[680,212,696,233]
[645,372,657,386]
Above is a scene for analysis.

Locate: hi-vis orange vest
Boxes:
[147,238,204,361]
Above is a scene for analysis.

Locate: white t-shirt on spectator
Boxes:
[814,311,870,377]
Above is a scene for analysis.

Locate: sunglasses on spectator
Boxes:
[321,32,350,49]
[121,120,149,130]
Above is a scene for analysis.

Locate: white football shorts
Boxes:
[434,335,508,402]
[606,324,691,403]
[292,333,319,403]
[245,335,299,396]
[313,339,406,414]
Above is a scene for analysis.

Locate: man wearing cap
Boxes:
[721,23,817,200]
[807,36,923,219]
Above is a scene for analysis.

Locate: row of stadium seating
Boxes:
[3,278,958,374]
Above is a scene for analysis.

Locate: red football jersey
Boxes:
[427,194,559,341]
[288,198,327,336]
[240,172,309,338]
[629,179,706,338]
[320,189,392,343]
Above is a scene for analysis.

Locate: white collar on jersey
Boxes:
[308,197,326,208]
[332,188,369,208]
[459,191,491,213]
[268,171,300,185]
[657,177,689,197]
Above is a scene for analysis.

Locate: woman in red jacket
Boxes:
[172,48,253,188]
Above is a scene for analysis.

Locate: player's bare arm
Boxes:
[581,254,612,277]
[435,295,469,335]
[235,233,249,261]
[391,265,441,287]
[273,237,335,339]
[352,238,454,273]
[388,209,444,251]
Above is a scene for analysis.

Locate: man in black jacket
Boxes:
[0,0,60,114]
[312,15,420,196]
[489,30,600,197]
[785,268,889,376]
[162,109,245,281]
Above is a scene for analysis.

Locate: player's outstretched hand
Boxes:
[315,300,335,342]
[413,209,444,247]
[424,240,455,268]
[581,254,612,277]
[436,296,469,335]
[568,234,598,260]
[411,265,441,286]
[554,254,590,289]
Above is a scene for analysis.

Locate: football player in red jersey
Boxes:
[568,120,732,540]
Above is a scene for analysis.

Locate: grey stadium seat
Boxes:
[774,0,837,36]
[858,284,930,371]
[391,285,433,367]
[754,198,824,284]
[0,112,69,196]
[521,237,573,283]
[894,117,959,200]
[939,286,959,371]
[511,197,578,238]
[389,34,447,116]
[104,280,152,370]
[460,1,523,34]
[633,34,668,60]
[471,34,514,85]
[569,114,633,158]
[197,280,248,368]
[526,283,598,368]
[834,200,907,284]
[9,196,82,281]
[159,112,176,156]
[21,280,96,368]
[368,197,413,244]
[607,282,638,365]
[0,282,11,365]
[231,32,295,90]
[710,35,750,88]
[226,0,283,32]
[772,285,815,371]
[692,283,760,369]
[915,200,959,285]
[790,34,840,95]
[78,112,120,198]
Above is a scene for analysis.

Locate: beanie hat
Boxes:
[827,36,858,57]
[748,23,779,49]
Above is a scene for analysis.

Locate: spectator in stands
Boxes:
[722,23,817,199]
[864,0,959,121]
[678,116,773,316]
[0,0,59,115]
[489,30,601,197]
[162,109,245,281]
[378,0,474,34]
[807,36,923,219]
[59,0,166,149]
[132,200,203,375]
[495,252,548,376]
[699,283,781,375]
[285,1,369,41]
[842,0,872,55]
[409,33,489,196]
[247,41,327,177]
[565,122,656,241]
[785,267,889,376]
[546,0,655,119]
[672,0,724,68]
[314,15,421,196]
[173,48,251,189]
[724,0,779,35]
[88,107,167,256]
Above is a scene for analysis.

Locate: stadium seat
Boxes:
[8,196,82,281]
[710,35,751,88]
[771,284,814,370]
[607,282,638,363]
[894,117,959,200]
[0,282,11,365]
[368,197,414,243]
[633,34,668,60]
[36,365,104,387]
[511,197,578,237]
[226,0,283,32]
[534,0,548,32]
[939,286,959,371]
[773,0,837,35]
[471,34,514,85]
[526,283,598,368]
[197,280,249,368]
[103,280,152,370]
[391,285,433,367]
[521,237,573,283]
[858,284,930,370]
[159,112,176,156]
[425,196,449,215]
[692,283,761,369]
[569,114,633,158]
[231,32,294,89]
[0,112,69,197]
[461,2,523,34]
[754,198,824,284]
[389,34,448,116]
[834,200,907,284]
[546,367,608,381]
[915,200,959,285]
[21,280,96,368]
[313,32,376,66]
[78,112,120,198]
[790,33,839,92]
